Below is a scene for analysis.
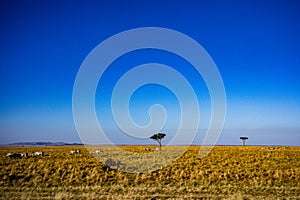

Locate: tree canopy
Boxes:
[240,136,248,146]
[150,133,166,149]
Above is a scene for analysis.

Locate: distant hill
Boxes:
[4,142,83,146]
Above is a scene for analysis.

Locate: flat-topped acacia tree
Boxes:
[150,133,166,149]
[240,136,248,146]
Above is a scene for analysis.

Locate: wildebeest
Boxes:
[32,151,44,156]
[104,158,126,170]
[6,152,28,158]
[70,149,81,154]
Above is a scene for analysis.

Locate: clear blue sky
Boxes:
[0,0,299,145]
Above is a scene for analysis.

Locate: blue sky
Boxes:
[0,0,299,145]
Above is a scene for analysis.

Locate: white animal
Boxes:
[6,152,13,156]
[33,151,44,156]
[70,149,81,154]
[155,147,161,151]
[145,148,151,151]
[94,150,102,154]
[21,152,28,158]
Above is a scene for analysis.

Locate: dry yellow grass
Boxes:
[0,146,299,199]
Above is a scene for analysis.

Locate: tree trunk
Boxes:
[158,139,162,149]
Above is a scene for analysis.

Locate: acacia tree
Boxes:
[240,136,248,146]
[150,133,166,149]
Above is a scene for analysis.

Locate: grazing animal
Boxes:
[269,147,275,151]
[105,158,126,170]
[155,147,161,151]
[6,152,18,158]
[145,148,151,151]
[93,149,102,154]
[33,151,44,156]
[21,152,28,158]
[70,149,81,154]
[6,152,27,158]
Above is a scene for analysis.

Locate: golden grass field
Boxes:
[0,146,299,199]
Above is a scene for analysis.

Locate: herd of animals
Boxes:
[5,149,82,158]
[6,146,284,159]
[6,151,45,158]
[5,147,163,159]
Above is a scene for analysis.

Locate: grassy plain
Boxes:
[0,146,299,199]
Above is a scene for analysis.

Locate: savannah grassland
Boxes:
[0,146,299,199]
